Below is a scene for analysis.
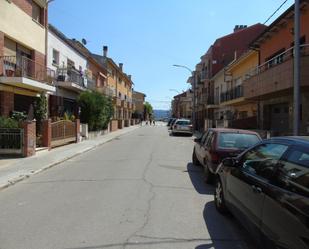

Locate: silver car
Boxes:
[172,119,193,135]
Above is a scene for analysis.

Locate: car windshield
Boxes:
[176,120,191,125]
[218,133,260,149]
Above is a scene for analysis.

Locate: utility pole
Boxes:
[293,0,300,135]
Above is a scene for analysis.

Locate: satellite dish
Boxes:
[82,38,87,45]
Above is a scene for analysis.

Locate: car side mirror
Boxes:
[222,158,236,167]
[194,138,201,143]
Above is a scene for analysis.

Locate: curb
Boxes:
[0,126,140,191]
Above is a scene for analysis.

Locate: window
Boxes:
[205,132,214,148]
[200,132,209,145]
[218,133,260,150]
[266,48,285,68]
[175,120,191,126]
[67,59,75,69]
[276,148,309,196]
[238,111,248,119]
[52,49,59,65]
[242,143,288,180]
[32,2,43,25]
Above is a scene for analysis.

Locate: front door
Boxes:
[270,103,289,133]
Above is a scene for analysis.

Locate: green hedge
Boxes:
[78,91,113,131]
[0,116,19,129]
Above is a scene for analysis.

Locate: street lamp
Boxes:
[169,89,181,94]
[173,64,196,131]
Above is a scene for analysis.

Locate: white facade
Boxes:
[47,30,87,79]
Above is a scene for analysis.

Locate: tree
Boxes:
[144,101,153,120]
[78,91,113,131]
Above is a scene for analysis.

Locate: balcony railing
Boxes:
[246,44,309,79]
[0,56,55,84]
[99,86,116,97]
[220,85,243,103]
[200,70,207,81]
[57,67,85,87]
[86,76,97,91]
[244,44,309,99]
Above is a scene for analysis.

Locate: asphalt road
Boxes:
[0,123,255,249]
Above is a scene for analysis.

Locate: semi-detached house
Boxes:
[244,0,309,135]
[0,0,55,117]
[47,24,88,118]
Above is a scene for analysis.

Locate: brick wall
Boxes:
[23,120,36,157]
[0,31,4,76]
[0,91,14,117]
[11,0,47,27]
[11,0,32,16]
[110,119,118,132]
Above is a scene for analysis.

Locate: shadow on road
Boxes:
[195,201,257,249]
[186,163,214,195]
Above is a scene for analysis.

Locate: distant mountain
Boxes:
[153,110,170,119]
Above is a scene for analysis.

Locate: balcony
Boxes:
[121,100,128,108]
[244,44,309,100]
[86,76,97,91]
[0,56,56,92]
[56,67,86,92]
[220,85,244,105]
[112,97,121,107]
[98,85,116,97]
[200,70,207,82]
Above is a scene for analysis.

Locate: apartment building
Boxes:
[189,23,266,131]
[172,90,193,119]
[47,24,88,118]
[214,50,259,129]
[0,0,55,117]
[92,47,134,128]
[244,0,309,135]
[132,90,146,119]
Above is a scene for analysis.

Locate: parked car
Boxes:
[192,128,261,182]
[167,118,175,127]
[169,118,177,130]
[214,137,309,249]
[171,119,193,136]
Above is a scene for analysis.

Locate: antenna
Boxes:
[82,38,87,45]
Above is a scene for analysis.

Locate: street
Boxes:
[0,124,254,249]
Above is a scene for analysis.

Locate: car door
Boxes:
[195,131,208,163]
[261,146,309,249]
[226,142,289,242]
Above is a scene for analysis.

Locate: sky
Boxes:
[49,0,294,110]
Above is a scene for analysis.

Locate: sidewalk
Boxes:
[0,125,140,190]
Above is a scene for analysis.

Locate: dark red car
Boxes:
[192,128,261,182]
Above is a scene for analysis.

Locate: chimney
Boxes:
[234,25,247,32]
[128,75,132,80]
[103,46,108,57]
[119,63,123,71]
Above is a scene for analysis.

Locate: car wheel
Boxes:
[204,161,214,184]
[214,179,228,214]
[192,149,201,166]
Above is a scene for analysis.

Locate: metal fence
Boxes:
[0,56,55,84]
[0,128,23,155]
[51,120,76,147]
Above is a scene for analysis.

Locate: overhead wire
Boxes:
[263,0,289,24]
